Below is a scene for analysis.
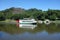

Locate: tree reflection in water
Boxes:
[0,23,60,34]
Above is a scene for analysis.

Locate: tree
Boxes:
[0,12,5,21]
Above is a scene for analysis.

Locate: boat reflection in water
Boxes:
[19,24,37,29]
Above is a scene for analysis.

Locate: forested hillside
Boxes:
[0,7,60,21]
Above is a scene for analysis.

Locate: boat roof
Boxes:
[20,18,35,20]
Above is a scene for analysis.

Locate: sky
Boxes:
[0,0,60,11]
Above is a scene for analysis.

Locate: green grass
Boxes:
[0,19,16,23]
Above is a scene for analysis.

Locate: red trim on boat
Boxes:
[16,20,19,27]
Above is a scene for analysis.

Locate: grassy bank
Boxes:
[0,19,17,24]
[51,20,60,23]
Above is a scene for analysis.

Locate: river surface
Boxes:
[0,23,60,40]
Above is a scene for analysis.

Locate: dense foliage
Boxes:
[0,7,60,21]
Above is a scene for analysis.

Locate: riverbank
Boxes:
[0,19,17,24]
[37,20,60,24]
[51,20,60,23]
[0,19,60,24]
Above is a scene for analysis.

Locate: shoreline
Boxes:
[0,19,60,24]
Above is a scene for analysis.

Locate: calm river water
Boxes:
[0,23,60,40]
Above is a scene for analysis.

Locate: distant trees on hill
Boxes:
[0,7,60,21]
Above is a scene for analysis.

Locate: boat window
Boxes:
[23,21,33,22]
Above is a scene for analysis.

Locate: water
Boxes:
[0,23,60,40]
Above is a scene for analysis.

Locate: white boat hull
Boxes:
[19,20,37,24]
